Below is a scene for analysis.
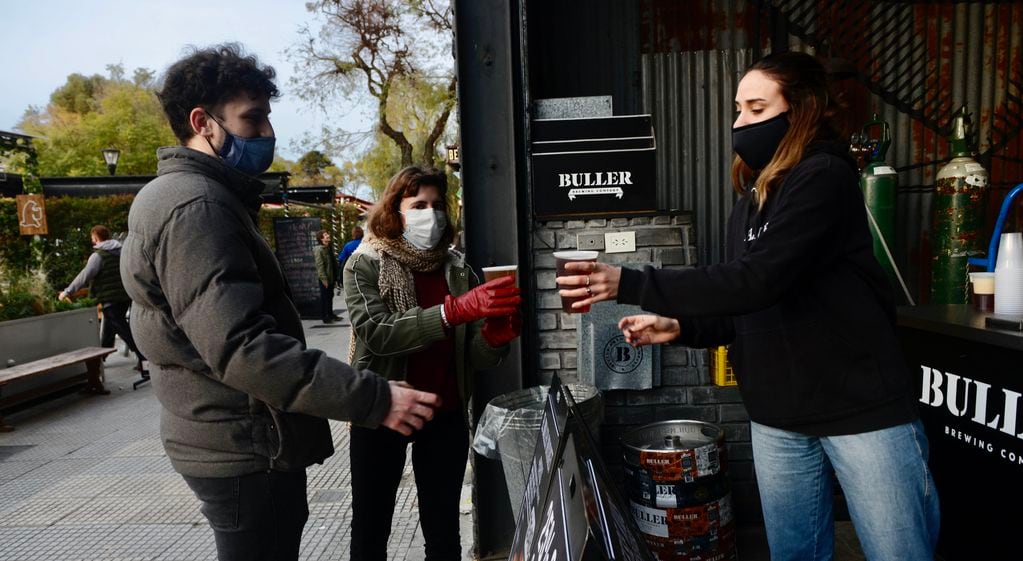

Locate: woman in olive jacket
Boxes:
[342,166,522,561]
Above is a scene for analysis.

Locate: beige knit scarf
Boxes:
[347,234,448,363]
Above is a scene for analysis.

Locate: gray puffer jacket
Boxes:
[121,147,391,478]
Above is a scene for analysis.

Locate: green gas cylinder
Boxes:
[858,114,899,283]
[931,105,989,304]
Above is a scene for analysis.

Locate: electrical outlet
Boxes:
[604,231,636,253]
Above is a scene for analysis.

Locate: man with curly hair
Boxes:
[120,44,440,561]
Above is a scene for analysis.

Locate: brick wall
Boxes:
[530,213,762,522]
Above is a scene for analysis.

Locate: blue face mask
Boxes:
[206,112,276,175]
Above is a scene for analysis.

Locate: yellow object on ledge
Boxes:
[710,346,736,386]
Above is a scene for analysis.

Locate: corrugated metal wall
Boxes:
[642,50,752,265]
[639,0,1023,300]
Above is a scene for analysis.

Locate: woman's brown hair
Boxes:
[367,166,454,245]
[731,52,842,209]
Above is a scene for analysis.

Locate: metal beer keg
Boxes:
[622,421,737,561]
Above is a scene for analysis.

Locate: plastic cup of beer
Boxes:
[482,265,518,285]
[969,271,995,312]
[554,250,598,313]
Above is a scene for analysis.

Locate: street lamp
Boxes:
[101,147,120,176]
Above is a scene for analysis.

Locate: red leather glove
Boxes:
[444,276,521,327]
[482,312,522,348]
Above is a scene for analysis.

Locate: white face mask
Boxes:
[402,208,447,250]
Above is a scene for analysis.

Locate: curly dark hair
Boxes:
[158,44,280,143]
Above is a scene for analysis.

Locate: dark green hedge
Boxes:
[1,196,364,322]
[0,193,134,290]
[0,195,135,291]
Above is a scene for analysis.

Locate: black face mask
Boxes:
[732,112,790,170]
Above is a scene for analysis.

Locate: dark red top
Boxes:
[407,269,458,412]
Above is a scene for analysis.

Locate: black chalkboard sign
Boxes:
[273,216,322,319]
[508,375,655,561]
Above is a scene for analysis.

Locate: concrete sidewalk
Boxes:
[0,295,472,561]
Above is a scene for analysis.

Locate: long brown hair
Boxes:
[367,166,454,245]
[731,52,842,209]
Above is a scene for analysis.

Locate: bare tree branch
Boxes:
[291,0,455,169]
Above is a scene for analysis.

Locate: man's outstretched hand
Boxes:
[382,381,441,436]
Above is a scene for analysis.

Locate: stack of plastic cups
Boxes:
[994,232,1023,315]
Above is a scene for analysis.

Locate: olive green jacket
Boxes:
[342,243,508,408]
[315,244,335,286]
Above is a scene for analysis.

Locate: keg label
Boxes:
[641,522,737,561]
[629,495,734,539]
[624,464,731,508]
[639,442,723,482]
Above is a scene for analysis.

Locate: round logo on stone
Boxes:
[603,334,643,374]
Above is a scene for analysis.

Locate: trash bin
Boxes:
[472,383,603,520]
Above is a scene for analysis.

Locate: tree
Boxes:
[290,0,456,168]
[297,150,335,176]
[15,67,175,177]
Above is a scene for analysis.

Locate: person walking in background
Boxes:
[121,44,440,561]
[336,225,364,279]
[557,52,939,561]
[343,166,522,561]
[315,229,341,323]
[59,224,147,375]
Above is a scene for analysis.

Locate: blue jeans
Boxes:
[182,470,309,561]
[750,420,939,561]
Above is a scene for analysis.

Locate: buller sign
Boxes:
[531,115,657,219]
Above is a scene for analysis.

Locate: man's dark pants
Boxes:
[319,283,334,322]
[349,411,469,561]
[183,470,309,561]
[100,301,146,368]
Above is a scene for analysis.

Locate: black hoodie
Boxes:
[618,142,918,435]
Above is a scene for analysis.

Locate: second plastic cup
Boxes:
[554,250,598,313]
[482,265,518,284]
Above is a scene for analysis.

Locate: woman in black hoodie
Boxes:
[557,52,939,560]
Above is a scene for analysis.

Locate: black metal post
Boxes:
[454,0,530,557]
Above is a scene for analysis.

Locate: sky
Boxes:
[0,0,371,160]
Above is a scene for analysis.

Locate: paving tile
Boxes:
[0,478,56,511]
[0,497,90,526]
[131,495,204,525]
[100,474,191,497]
[153,524,217,561]
[112,438,166,457]
[32,474,124,499]
[15,457,105,479]
[0,460,46,482]
[0,526,47,560]
[84,456,176,476]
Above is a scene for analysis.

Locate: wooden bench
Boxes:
[0,346,115,431]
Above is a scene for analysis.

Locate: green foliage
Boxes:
[0,195,134,292]
[297,150,335,176]
[50,73,106,114]
[16,69,176,177]
[0,265,97,323]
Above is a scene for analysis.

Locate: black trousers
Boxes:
[182,470,309,561]
[349,411,470,561]
[100,302,145,367]
[319,283,334,321]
